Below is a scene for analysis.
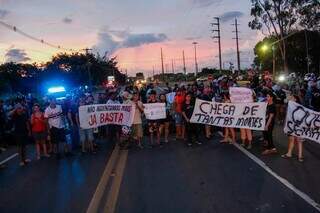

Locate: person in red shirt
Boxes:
[173,89,185,140]
[31,103,50,160]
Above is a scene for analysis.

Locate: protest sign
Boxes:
[190,99,267,130]
[284,101,320,143]
[229,87,253,103]
[144,103,166,120]
[79,104,135,129]
[166,92,176,104]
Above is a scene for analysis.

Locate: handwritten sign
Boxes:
[229,87,253,103]
[144,103,166,120]
[190,99,267,130]
[79,104,135,129]
[284,101,320,143]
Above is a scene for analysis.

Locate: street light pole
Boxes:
[192,42,199,76]
[272,45,276,78]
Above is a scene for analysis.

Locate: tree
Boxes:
[0,52,125,96]
[253,30,320,74]
[249,0,320,73]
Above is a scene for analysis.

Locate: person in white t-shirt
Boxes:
[44,98,69,157]
[132,92,144,148]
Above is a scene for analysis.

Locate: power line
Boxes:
[0,20,79,52]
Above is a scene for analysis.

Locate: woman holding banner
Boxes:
[147,90,161,147]
[281,95,304,162]
[262,92,277,155]
[158,94,170,143]
[220,93,236,144]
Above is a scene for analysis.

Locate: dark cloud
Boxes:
[185,36,202,41]
[220,11,244,23]
[62,17,72,24]
[93,29,168,54]
[93,30,120,54]
[0,9,9,19]
[193,0,220,8]
[122,33,168,48]
[5,48,30,63]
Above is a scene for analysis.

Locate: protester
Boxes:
[158,94,170,143]
[173,89,185,140]
[44,98,70,158]
[131,92,144,148]
[31,103,50,159]
[9,103,31,166]
[262,92,277,155]
[220,93,236,144]
[182,92,201,146]
[76,98,95,154]
[282,95,304,162]
[147,90,160,147]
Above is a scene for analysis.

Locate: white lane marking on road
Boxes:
[86,145,120,213]
[103,149,128,213]
[0,153,18,165]
[233,143,320,212]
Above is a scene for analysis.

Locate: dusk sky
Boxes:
[0,0,264,76]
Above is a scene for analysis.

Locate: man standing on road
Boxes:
[45,98,70,158]
[9,103,31,166]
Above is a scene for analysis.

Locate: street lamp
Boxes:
[260,44,276,79]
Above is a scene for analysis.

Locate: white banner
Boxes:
[166,92,176,104]
[144,103,166,120]
[79,104,135,129]
[190,99,267,130]
[284,101,320,143]
[229,87,253,103]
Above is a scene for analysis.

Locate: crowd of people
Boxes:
[0,71,320,168]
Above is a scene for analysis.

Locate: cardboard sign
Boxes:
[229,87,253,103]
[144,103,166,120]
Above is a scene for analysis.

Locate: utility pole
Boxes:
[171,59,175,74]
[161,48,165,82]
[182,50,187,75]
[84,48,93,89]
[211,17,222,73]
[192,42,199,76]
[232,18,241,72]
[152,66,155,77]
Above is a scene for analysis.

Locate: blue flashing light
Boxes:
[48,86,66,94]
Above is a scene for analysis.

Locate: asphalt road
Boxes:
[115,136,318,213]
[0,140,115,213]
[1,123,320,213]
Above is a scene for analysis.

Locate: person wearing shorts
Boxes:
[77,98,95,153]
[132,93,144,148]
[45,98,69,157]
[31,103,50,160]
[147,90,160,147]
[173,89,185,140]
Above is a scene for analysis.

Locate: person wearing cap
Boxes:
[9,103,31,166]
